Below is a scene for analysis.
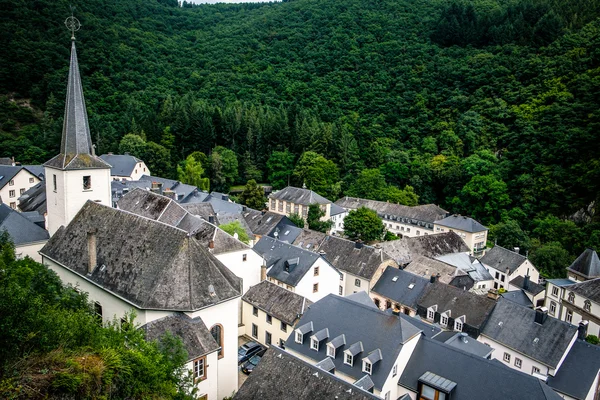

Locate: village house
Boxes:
[434,253,494,292]
[0,165,43,210]
[546,339,600,400]
[370,266,432,317]
[480,244,541,290]
[0,203,49,261]
[506,274,546,308]
[241,280,311,348]
[99,153,150,181]
[379,231,470,267]
[566,248,600,282]
[253,236,340,302]
[268,186,332,221]
[335,196,448,238]
[433,214,488,254]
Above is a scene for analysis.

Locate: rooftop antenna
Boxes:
[64,8,81,41]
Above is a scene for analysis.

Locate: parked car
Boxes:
[238,341,264,365]
[241,348,267,374]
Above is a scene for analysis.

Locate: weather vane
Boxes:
[64,9,81,40]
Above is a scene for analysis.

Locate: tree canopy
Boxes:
[343,207,385,242]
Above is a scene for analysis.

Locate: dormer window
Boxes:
[427,305,437,321]
[454,316,465,332]
[568,292,575,303]
[584,300,591,312]
[362,360,372,375]
[327,344,335,358]
[440,311,450,327]
[311,338,319,351]
[295,332,303,344]
[295,322,313,345]
[345,353,353,366]
[419,372,456,400]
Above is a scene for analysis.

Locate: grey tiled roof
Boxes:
[233,346,380,400]
[547,278,576,287]
[443,333,493,358]
[17,181,46,215]
[480,299,578,368]
[0,166,28,190]
[371,266,431,309]
[567,248,600,279]
[547,340,600,400]
[480,245,527,274]
[568,277,600,304]
[417,282,497,329]
[22,165,44,179]
[267,220,303,243]
[509,275,545,296]
[436,253,493,283]
[138,175,198,203]
[434,214,487,233]
[242,281,312,326]
[398,337,563,400]
[403,255,463,285]
[0,203,49,245]
[335,197,448,224]
[180,202,217,223]
[143,313,219,361]
[380,232,469,266]
[285,294,421,391]
[269,186,331,205]
[99,154,143,177]
[330,203,346,216]
[40,201,241,311]
[254,236,335,286]
[292,229,327,250]
[244,209,289,236]
[501,290,533,308]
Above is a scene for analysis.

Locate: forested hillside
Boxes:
[1,0,599,277]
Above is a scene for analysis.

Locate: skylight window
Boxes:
[408,283,415,289]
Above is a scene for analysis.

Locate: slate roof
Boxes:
[180,202,218,223]
[567,248,600,279]
[371,266,431,309]
[509,275,545,296]
[292,229,327,250]
[0,203,49,245]
[568,278,600,304]
[285,294,422,391]
[267,219,303,243]
[443,332,493,358]
[417,282,497,329]
[138,175,199,203]
[43,40,110,171]
[380,232,469,266]
[330,202,346,216]
[234,346,380,400]
[118,189,249,255]
[253,236,336,286]
[547,278,576,287]
[0,166,32,190]
[242,281,312,326]
[403,255,464,285]
[395,311,442,339]
[99,154,144,177]
[547,340,600,400]
[143,313,219,361]
[269,186,332,205]
[316,236,392,280]
[480,245,528,274]
[480,299,578,368]
[17,181,47,215]
[243,209,289,236]
[40,201,241,311]
[22,165,44,179]
[434,214,487,233]
[398,336,563,400]
[501,290,533,308]
[436,253,493,283]
[335,197,448,224]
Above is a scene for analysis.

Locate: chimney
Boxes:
[430,274,436,283]
[163,189,176,200]
[578,320,589,340]
[261,258,267,281]
[242,205,247,212]
[222,194,229,201]
[487,289,500,301]
[261,210,266,216]
[355,240,363,249]
[534,306,548,325]
[523,274,530,291]
[514,247,520,254]
[209,239,215,249]
[87,230,97,274]
[208,215,215,224]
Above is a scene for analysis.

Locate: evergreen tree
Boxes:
[239,179,267,210]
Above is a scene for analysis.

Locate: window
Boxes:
[83,175,91,190]
[427,308,435,321]
[94,302,102,323]
[515,358,522,369]
[568,292,575,303]
[500,274,505,282]
[532,366,541,374]
[302,206,308,217]
[280,321,287,332]
[278,201,283,212]
[584,300,591,312]
[243,253,247,262]
[503,352,511,363]
[416,230,420,236]
[339,286,343,295]
[266,331,272,346]
[440,314,448,327]
[210,324,224,358]
[406,228,410,233]
[566,310,573,324]
[266,314,272,324]
[552,286,559,296]
[327,344,335,358]
[253,306,258,317]
[344,353,353,366]
[270,199,276,210]
[314,266,319,276]
[252,323,258,338]
[362,360,372,375]
[193,357,206,381]
[9,190,15,198]
[420,385,445,400]
[295,332,303,344]
[286,202,291,213]
[549,301,556,315]
[294,204,299,214]
[384,391,390,400]
[392,364,398,377]
[19,188,25,195]
[495,272,500,279]
[9,202,16,209]
[310,338,319,351]
[9,179,14,186]
[53,174,57,192]
[355,279,361,287]
[454,320,463,332]
[313,283,319,293]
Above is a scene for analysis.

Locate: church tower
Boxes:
[44,22,111,236]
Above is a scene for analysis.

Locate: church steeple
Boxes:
[44,19,110,170]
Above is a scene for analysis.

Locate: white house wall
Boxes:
[378,333,421,400]
[2,169,40,210]
[16,241,47,262]
[341,271,369,296]
[242,301,292,348]
[477,335,551,377]
[294,257,340,302]
[183,351,218,400]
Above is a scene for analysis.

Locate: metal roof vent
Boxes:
[392,276,399,282]
[408,283,415,289]
[208,284,216,297]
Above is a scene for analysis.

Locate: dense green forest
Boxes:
[1,0,599,277]
[0,233,195,399]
